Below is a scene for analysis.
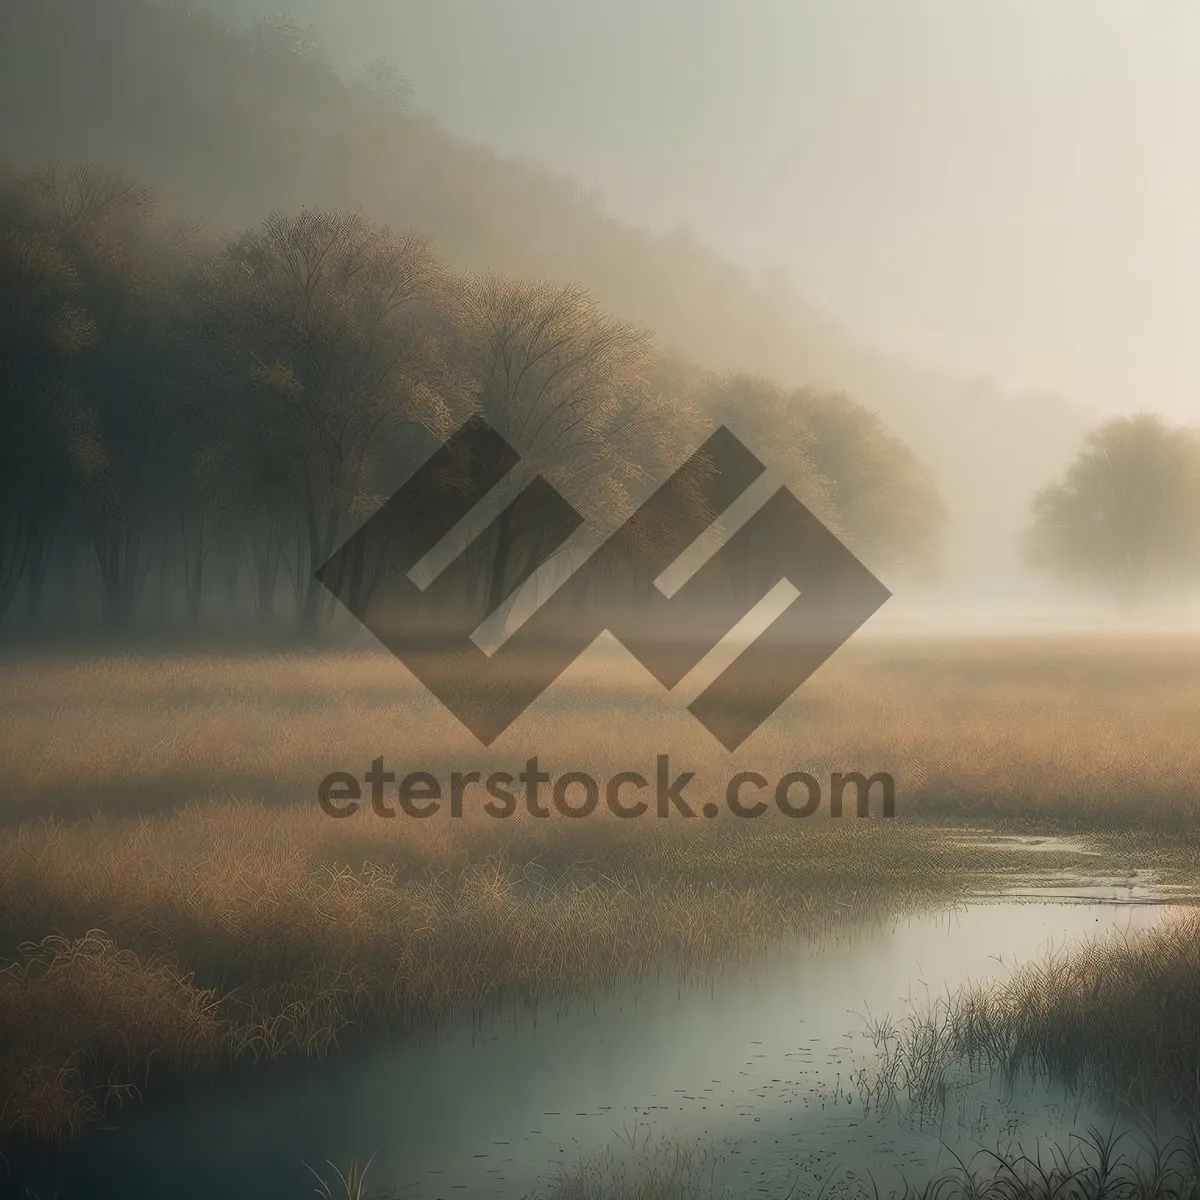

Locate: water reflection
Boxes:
[10,899,1183,1199]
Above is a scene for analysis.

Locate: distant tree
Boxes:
[1026,414,1200,610]
[0,167,96,621]
[362,58,415,113]
[696,372,944,582]
[13,162,182,627]
[246,13,328,66]
[697,372,837,519]
[788,387,945,576]
[212,208,453,629]
[446,276,709,619]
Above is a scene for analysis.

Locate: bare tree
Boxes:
[214,208,455,629]
[445,276,709,624]
[14,162,170,627]
[0,173,97,620]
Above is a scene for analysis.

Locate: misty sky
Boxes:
[216,0,1200,422]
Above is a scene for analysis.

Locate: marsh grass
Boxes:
[0,796,1038,1142]
[2,634,1198,835]
[858,910,1200,1124]
[306,1155,378,1200]
[1,635,1197,1145]
[536,1125,1200,1199]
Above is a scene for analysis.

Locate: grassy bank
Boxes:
[860,908,1200,1123]
[0,634,1197,1144]
[0,801,1048,1142]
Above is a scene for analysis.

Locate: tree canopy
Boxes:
[1026,414,1200,610]
[0,158,943,637]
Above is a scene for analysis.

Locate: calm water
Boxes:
[10,897,1185,1199]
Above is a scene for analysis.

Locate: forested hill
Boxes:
[0,0,1091,590]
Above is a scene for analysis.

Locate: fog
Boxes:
[208,0,1200,424]
[1,0,1198,632]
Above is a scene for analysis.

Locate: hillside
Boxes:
[0,0,1093,591]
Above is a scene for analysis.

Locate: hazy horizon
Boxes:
[206,0,1200,424]
[2,0,1197,618]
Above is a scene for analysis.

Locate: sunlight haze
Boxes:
[215,0,1200,421]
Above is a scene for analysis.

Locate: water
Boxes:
[9,898,1185,1200]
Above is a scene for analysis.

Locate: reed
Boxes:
[859,910,1200,1123]
[536,1124,1200,1199]
[2,634,1197,1144]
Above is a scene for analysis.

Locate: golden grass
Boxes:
[863,909,1200,1122]
[0,634,1197,1144]
[0,797,1051,1142]
[1,633,1197,833]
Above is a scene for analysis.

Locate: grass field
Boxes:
[0,633,1197,1145]
[3,632,1197,833]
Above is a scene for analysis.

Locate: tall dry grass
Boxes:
[860,909,1200,1121]
[1,634,1197,833]
[0,634,1197,1144]
[0,796,1043,1143]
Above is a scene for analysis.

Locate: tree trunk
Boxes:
[300,508,340,631]
[25,523,52,625]
[222,536,241,614]
[93,525,146,630]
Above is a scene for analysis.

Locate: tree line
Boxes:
[0,159,944,640]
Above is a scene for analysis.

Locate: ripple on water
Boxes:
[8,897,1191,1200]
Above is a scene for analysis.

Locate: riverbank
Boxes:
[1,634,1197,1149]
